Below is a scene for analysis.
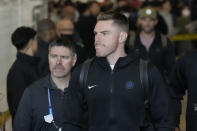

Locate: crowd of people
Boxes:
[5,0,197,131]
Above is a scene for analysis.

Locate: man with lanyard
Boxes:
[128,7,175,82]
[63,11,174,131]
[14,38,77,131]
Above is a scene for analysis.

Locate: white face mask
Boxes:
[123,12,130,18]
[182,9,191,17]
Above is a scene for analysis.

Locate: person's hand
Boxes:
[175,127,181,131]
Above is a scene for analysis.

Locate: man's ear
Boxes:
[27,39,34,50]
[119,32,128,43]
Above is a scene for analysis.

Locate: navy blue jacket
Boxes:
[14,75,67,131]
[63,54,174,131]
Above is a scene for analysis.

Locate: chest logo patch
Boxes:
[125,81,135,89]
[156,48,161,52]
[88,85,97,90]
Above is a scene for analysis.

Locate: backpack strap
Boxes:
[161,34,167,48]
[139,59,150,106]
[79,58,93,89]
[128,32,136,48]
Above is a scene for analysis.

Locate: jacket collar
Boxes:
[94,52,139,70]
[42,74,58,90]
[42,74,67,92]
[17,52,39,65]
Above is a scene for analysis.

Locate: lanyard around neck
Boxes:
[47,88,58,128]
[47,89,62,131]
[48,88,54,116]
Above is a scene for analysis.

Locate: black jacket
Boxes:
[170,50,197,131]
[35,38,50,77]
[14,75,67,131]
[7,52,39,119]
[130,32,175,80]
[63,54,174,131]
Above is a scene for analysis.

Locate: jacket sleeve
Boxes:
[14,88,32,131]
[149,64,175,131]
[7,69,27,118]
[169,55,187,127]
[63,66,87,131]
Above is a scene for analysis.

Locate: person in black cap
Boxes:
[7,26,39,121]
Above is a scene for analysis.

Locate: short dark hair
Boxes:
[64,1,76,8]
[37,19,56,34]
[11,26,36,50]
[49,38,76,56]
[87,1,99,8]
[97,11,129,32]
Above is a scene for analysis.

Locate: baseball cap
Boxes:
[138,7,157,20]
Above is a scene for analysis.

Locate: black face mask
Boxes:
[60,34,74,41]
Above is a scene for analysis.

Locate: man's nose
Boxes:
[95,34,101,42]
[56,56,62,64]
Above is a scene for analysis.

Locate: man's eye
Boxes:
[103,32,108,36]
[50,55,57,58]
[61,56,69,59]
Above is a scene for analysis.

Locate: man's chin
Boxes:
[143,29,154,33]
[96,54,106,57]
[52,73,66,78]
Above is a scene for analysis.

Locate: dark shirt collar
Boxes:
[49,75,58,90]
[43,74,67,92]
[17,52,39,65]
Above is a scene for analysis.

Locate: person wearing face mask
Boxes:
[174,5,194,55]
[75,1,101,58]
[175,6,192,34]
[36,19,57,77]
[57,19,87,67]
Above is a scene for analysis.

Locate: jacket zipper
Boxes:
[109,69,115,124]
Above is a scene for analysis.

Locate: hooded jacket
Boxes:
[63,53,174,131]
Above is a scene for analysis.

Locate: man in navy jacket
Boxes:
[63,11,174,131]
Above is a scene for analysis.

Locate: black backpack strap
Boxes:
[128,32,136,48]
[139,59,150,106]
[161,34,167,48]
[79,58,93,89]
